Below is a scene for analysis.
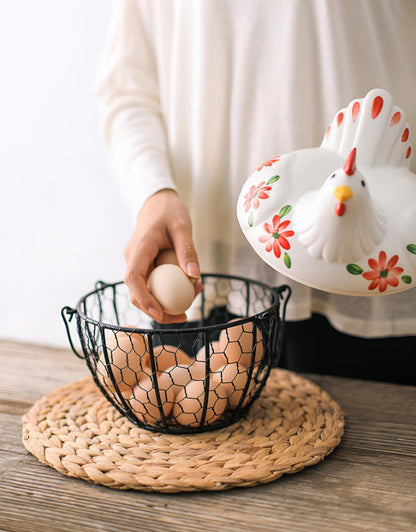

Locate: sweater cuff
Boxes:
[121,155,178,219]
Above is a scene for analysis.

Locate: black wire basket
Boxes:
[62,274,290,434]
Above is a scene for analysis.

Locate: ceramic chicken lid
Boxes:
[237,89,416,296]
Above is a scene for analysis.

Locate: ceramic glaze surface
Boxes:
[237,89,416,296]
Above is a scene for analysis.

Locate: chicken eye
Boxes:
[361,180,365,187]
[331,173,336,179]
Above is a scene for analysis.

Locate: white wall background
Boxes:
[0,1,132,347]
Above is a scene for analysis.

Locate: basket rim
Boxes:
[74,273,287,335]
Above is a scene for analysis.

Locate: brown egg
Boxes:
[162,364,194,396]
[152,344,193,373]
[128,373,175,424]
[96,329,150,393]
[172,380,227,427]
[211,364,256,408]
[217,319,264,368]
[195,342,227,372]
[188,358,207,380]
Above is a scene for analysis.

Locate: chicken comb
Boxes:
[343,148,357,176]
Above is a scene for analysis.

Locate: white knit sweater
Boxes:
[97,0,416,337]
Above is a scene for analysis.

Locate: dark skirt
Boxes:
[279,313,416,385]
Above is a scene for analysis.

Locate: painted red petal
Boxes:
[379,278,388,292]
[363,271,380,280]
[259,234,270,243]
[273,240,281,258]
[272,214,281,229]
[402,128,409,142]
[265,241,273,252]
[390,112,401,126]
[281,230,295,238]
[386,254,399,269]
[264,223,273,233]
[277,220,291,231]
[249,184,256,194]
[258,181,266,188]
[367,258,379,270]
[368,279,380,290]
[257,192,269,200]
[386,276,399,288]
[352,101,360,123]
[406,147,412,159]
[378,251,387,269]
[243,200,251,213]
[278,236,290,250]
[391,267,404,276]
[253,198,260,210]
[371,96,383,119]
[337,112,344,127]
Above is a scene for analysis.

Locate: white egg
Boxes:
[148,264,195,315]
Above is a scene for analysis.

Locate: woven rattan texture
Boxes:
[22,369,345,492]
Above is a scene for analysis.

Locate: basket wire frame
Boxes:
[62,274,290,434]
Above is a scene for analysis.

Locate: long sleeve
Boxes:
[96,0,177,217]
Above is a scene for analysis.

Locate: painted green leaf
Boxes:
[346,263,363,275]
[266,175,280,185]
[401,275,412,284]
[279,204,292,218]
[283,252,291,269]
[406,244,416,254]
[248,211,254,227]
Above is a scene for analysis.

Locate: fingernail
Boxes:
[186,262,200,278]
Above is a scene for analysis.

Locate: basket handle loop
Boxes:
[268,284,291,368]
[277,284,291,320]
[61,306,84,359]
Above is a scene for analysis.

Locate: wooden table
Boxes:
[0,339,415,532]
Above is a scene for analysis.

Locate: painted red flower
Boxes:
[362,251,403,292]
[256,155,280,171]
[243,181,272,213]
[259,214,294,258]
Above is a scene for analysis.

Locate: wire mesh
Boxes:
[62,274,290,434]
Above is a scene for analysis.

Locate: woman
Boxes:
[97,0,416,384]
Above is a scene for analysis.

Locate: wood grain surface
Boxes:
[0,339,415,532]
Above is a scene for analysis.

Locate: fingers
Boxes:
[124,189,203,324]
[124,241,164,322]
[168,213,201,280]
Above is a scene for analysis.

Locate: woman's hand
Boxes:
[124,189,202,323]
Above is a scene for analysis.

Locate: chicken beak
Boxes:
[334,185,353,203]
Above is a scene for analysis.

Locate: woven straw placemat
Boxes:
[22,369,345,493]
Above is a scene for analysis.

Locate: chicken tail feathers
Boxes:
[321,88,412,169]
